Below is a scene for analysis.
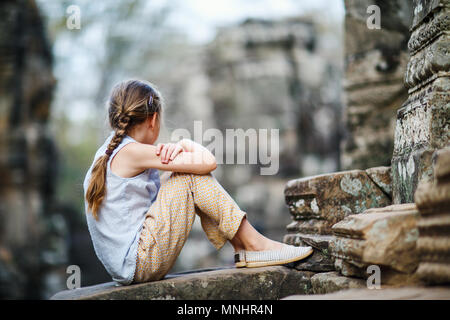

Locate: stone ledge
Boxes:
[50,266,314,300]
[283,286,450,300]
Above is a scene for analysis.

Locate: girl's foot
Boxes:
[243,237,285,252]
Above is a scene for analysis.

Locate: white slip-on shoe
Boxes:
[234,245,313,268]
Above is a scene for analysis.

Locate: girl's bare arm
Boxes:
[117,139,217,175]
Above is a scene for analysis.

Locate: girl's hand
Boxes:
[156,143,184,164]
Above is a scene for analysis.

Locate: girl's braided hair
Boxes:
[85,79,163,219]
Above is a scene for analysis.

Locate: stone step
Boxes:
[417,214,450,236]
[283,286,450,300]
[416,262,450,284]
[331,203,418,239]
[417,236,450,261]
[50,266,314,300]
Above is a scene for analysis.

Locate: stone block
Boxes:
[415,262,450,283]
[283,234,335,272]
[333,257,423,285]
[330,204,420,278]
[365,166,392,198]
[394,79,450,154]
[405,34,450,91]
[392,77,450,203]
[408,7,450,54]
[415,147,450,213]
[285,170,391,234]
[411,0,450,31]
[310,271,366,295]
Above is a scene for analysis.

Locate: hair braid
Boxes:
[105,114,131,156]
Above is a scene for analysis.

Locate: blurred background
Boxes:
[1,0,412,299]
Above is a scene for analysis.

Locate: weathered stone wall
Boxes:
[0,0,65,299]
[392,0,450,203]
[282,0,448,288]
[341,0,413,170]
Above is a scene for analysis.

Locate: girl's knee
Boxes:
[161,172,191,186]
[166,172,214,185]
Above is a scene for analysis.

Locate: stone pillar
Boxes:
[341,0,413,170]
[392,0,450,203]
[415,147,450,284]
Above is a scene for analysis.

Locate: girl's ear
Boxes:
[149,113,158,128]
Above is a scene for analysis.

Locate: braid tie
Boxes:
[148,95,153,109]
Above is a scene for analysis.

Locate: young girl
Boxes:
[83,79,313,285]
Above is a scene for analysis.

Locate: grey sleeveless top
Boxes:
[83,132,161,285]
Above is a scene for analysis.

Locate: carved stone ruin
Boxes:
[283,0,449,291]
[392,0,450,203]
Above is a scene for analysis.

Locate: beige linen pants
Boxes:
[133,172,246,283]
